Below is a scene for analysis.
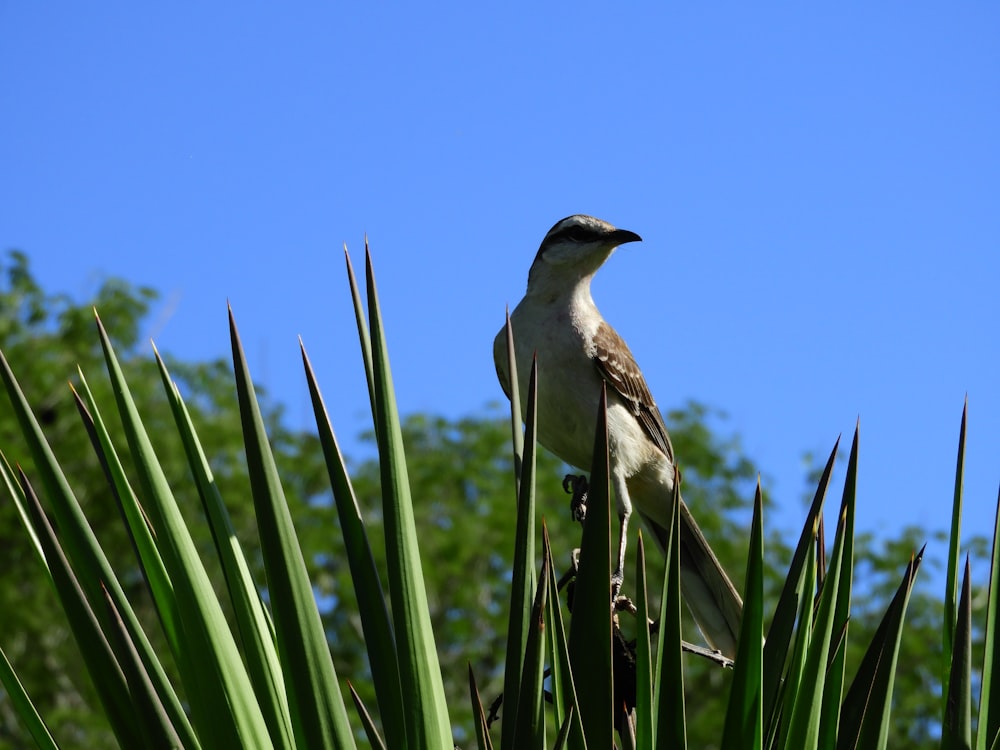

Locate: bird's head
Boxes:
[526,214,642,296]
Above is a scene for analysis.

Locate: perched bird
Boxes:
[493,214,743,658]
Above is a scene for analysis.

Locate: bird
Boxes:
[493,214,743,659]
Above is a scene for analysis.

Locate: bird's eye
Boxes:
[564,227,592,243]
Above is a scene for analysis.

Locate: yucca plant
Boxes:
[487,325,999,750]
[0,242,997,749]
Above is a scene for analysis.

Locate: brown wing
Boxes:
[592,321,675,462]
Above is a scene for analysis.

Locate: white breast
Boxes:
[494,291,609,471]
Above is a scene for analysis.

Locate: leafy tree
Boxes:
[0,251,328,747]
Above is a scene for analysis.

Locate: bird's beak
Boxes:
[611,229,642,246]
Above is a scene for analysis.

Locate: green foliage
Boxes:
[0,249,997,749]
[0,252,327,746]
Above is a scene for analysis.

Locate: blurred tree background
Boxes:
[0,251,989,748]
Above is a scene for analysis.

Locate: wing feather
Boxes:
[592,321,675,462]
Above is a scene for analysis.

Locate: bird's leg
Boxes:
[564,471,630,602]
[610,473,632,601]
[563,474,589,524]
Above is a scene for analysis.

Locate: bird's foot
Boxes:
[563,474,589,523]
[614,595,637,615]
[567,547,581,579]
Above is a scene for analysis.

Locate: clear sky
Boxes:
[2,6,998,555]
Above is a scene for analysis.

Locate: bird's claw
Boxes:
[563,474,588,523]
[614,595,636,615]
[570,548,581,573]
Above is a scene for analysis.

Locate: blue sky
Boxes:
[2,5,998,554]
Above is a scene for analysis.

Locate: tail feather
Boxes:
[639,496,743,660]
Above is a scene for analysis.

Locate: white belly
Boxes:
[494,298,613,471]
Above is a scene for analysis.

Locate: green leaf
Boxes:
[787,430,855,750]
[567,386,614,750]
[154,349,294,749]
[344,245,378,427]
[819,423,858,750]
[0,345,170,708]
[468,665,495,750]
[775,520,816,750]
[501,352,538,750]
[229,307,354,750]
[943,398,967,682]
[544,524,587,750]
[722,479,763,750]
[0,340,197,747]
[72,371,177,651]
[348,683,387,750]
[839,547,924,750]
[977,486,1000,750]
[553,706,576,750]
[99,586,183,749]
[653,470,686,750]
[301,341,405,749]
[633,533,655,750]
[763,436,839,740]
[0,451,44,566]
[941,557,972,750]
[0,644,58,749]
[511,545,549,749]
[18,470,142,747]
[363,248,452,747]
[71,371,200,749]
[97,311,270,748]
[500,310,525,489]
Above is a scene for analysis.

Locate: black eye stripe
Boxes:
[535,216,620,258]
[564,227,595,242]
[549,226,600,245]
